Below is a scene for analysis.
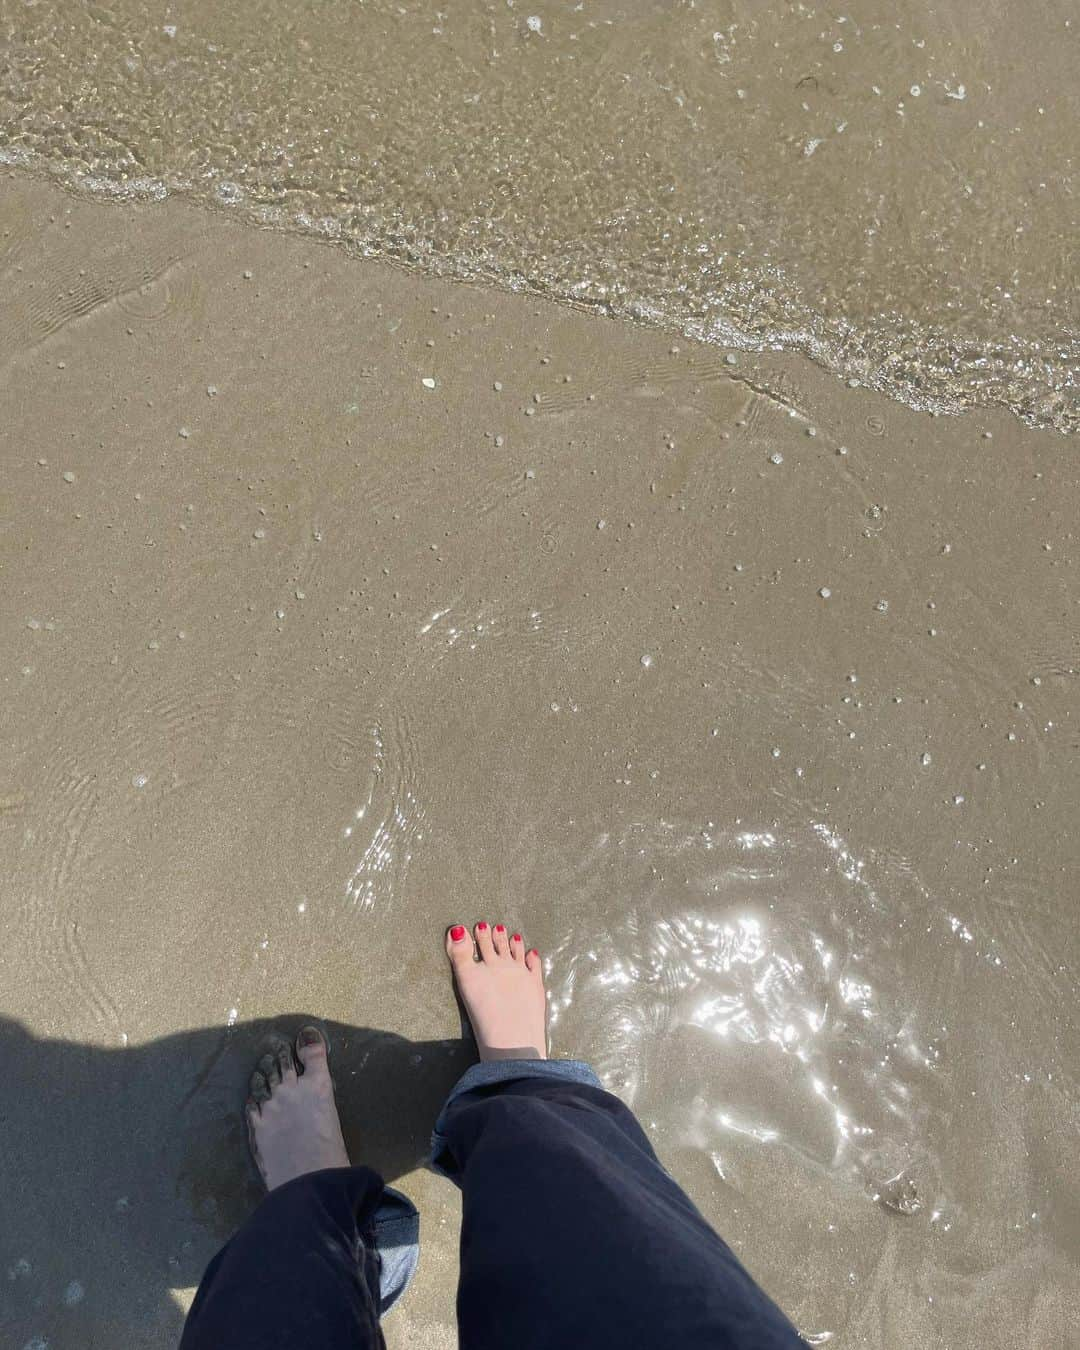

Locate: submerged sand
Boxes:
[1,176,1078,1348]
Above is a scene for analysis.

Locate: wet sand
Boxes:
[1,175,1078,1348]
[3,0,1077,429]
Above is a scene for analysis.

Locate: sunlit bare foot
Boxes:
[446,922,547,1061]
[245,1027,350,1190]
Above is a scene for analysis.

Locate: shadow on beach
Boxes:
[0,1015,475,1347]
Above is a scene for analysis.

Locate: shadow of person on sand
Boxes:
[0,1015,476,1349]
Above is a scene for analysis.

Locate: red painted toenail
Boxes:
[528,949,539,959]
[512,933,522,943]
[495,924,506,933]
[450,925,467,942]
[477,922,488,931]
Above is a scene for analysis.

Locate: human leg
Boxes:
[180,1028,418,1350]
[437,923,805,1350]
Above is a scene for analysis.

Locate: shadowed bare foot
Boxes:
[446,922,547,1061]
[245,1027,350,1190]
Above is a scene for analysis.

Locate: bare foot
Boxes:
[245,1027,350,1190]
[446,922,547,1061]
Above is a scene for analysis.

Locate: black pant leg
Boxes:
[439,1078,805,1350]
[180,1166,387,1350]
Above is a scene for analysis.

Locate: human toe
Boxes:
[259,1052,281,1088]
[446,923,475,967]
[276,1042,297,1084]
[249,1068,271,1105]
[474,921,495,960]
[295,1026,330,1075]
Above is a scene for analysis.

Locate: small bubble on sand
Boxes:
[818,586,832,598]
[597,519,607,530]
[494,435,504,447]
[421,377,437,389]
[295,589,306,600]
[23,1337,48,1350]
[62,470,76,483]
[920,752,932,767]
[725,353,738,366]
[206,385,218,397]
[178,427,190,439]
[132,774,148,788]
[837,446,849,456]
[253,528,266,539]
[147,639,160,651]
[227,1007,239,1027]
[493,381,503,391]
[116,1196,130,1212]
[769,451,784,465]
[847,377,860,388]
[525,406,535,416]
[526,14,543,32]
[806,426,818,437]
[875,599,889,612]
[275,608,285,620]
[62,1281,84,1306]
[27,618,41,630]
[297,901,307,914]
[8,1257,32,1279]
[243,269,253,280]
[771,746,781,758]
[640,653,654,668]
[953,794,965,806]
[524,468,536,479]
[37,458,47,466]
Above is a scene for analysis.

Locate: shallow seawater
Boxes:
[1,21,1078,1350]
[1,0,1077,429]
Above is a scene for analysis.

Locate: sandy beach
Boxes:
[1,171,1077,1346]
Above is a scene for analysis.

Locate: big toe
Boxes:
[446,923,475,968]
[295,1026,330,1075]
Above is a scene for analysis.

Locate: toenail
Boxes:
[512,933,522,943]
[528,949,539,958]
[450,925,467,942]
[495,924,506,933]
[477,922,488,931]
[298,1027,323,1047]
